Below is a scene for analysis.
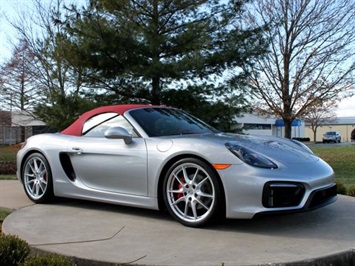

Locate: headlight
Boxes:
[225,143,278,169]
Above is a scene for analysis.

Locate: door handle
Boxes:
[71,147,83,155]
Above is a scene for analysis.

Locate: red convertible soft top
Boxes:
[60,104,152,136]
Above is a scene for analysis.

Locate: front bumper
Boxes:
[323,138,337,142]
[218,158,336,219]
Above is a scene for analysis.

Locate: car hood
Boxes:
[181,133,318,164]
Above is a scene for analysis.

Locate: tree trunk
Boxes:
[150,0,161,106]
[151,77,161,105]
[284,119,292,139]
[20,126,26,143]
[313,130,317,144]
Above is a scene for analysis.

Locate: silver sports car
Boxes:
[17,104,337,227]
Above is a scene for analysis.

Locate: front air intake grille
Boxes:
[307,184,337,209]
[262,182,305,208]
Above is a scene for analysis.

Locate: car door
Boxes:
[68,137,147,196]
[67,113,148,196]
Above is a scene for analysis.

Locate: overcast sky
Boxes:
[0,0,354,117]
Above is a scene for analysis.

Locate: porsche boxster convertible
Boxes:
[17,104,337,227]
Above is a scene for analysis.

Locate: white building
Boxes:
[234,113,305,139]
[305,117,355,142]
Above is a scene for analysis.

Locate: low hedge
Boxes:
[20,254,75,266]
[0,234,30,266]
[0,162,17,175]
[0,234,75,266]
[292,137,311,142]
[336,181,347,195]
[347,185,355,197]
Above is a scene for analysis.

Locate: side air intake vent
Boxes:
[59,153,76,181]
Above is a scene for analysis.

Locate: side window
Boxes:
[83,113,134,137]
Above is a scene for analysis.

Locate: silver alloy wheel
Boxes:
[166,162,216,224]
[24,155,49,200]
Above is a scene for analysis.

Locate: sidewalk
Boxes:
[1,180,355,265]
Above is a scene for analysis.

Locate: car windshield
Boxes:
[129,108,219,137]
[325,132,336,135]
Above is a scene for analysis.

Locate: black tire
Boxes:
[163,158,223,227]
[22,153,54,203]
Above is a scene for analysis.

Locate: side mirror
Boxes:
[104,127,133,144]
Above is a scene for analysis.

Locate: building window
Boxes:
[243,123,272,130]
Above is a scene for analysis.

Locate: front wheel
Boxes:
[22,153,54,203]
[163,158,223,227]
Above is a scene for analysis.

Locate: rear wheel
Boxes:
[163,158,223,227]
[22,153,53,203]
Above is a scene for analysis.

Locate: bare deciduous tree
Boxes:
[304,99,337,143]
[7,0,95,130]
[0,39,38,110]
[0,39,39,141]
[243,0,355,138]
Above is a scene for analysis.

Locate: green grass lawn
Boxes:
[0,209,12,220]
[0,144,19,161]
[0,175,17,180]
[0,209,12,233]
[310,145,355,188]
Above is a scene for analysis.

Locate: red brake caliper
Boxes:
[176,177,185,199]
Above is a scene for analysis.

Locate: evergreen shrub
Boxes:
[21,253,75,266]
[0,234,30,266]
[346,185,355,197]
[336,181,347,195]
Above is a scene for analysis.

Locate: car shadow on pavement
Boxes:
[48,195,353,242]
